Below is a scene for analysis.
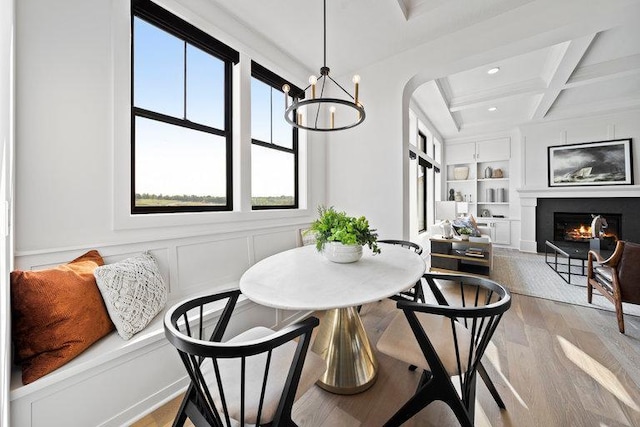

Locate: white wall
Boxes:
[14,0,326,255]
[1,0,14,424]
[520,110,640,189]
[326,0,640,240]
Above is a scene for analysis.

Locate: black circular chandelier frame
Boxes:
[284,0,365,132]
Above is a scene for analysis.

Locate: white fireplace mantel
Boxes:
[516,185,640,252]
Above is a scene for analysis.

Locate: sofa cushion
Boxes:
[10,250,115,384]
[93,252,167,340]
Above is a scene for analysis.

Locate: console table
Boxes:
[429,236,493,277]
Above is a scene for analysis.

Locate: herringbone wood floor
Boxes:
[133,293,640,426]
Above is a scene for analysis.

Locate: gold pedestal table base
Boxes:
[311,307,378,394]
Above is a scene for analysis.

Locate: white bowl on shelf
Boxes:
[453,166,469,180]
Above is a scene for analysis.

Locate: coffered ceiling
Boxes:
[412,23,640,139]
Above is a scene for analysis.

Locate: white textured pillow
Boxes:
[94,252,167,340]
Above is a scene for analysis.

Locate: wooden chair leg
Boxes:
[587,281,593,303]
[615,298,625,333]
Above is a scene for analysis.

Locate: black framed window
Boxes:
[131,0,238,214]
[250,61,303,209]
[418,131,426,153]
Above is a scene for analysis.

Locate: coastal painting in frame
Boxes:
[548,138,633,187]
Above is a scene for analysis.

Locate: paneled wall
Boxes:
[10,225,310,427]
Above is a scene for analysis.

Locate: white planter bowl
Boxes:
[323,242,363,263]
[453,166,469,180]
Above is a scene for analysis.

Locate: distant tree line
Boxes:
[135,193,226,204]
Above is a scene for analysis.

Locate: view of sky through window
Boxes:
[134,17,296,206]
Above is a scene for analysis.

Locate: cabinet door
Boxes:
[493,221,511,245]
[446,142,476,164]
[477,138,510,162]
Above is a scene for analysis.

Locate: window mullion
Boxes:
[183,42,187,120]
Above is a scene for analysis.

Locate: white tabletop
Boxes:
[239,244,426,311]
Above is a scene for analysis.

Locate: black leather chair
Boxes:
[588,240,640,333]
[377,273,511,426]
[164,289,326,426]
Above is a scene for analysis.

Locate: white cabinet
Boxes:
[446,138,510,164]
[446,142,476,164]
[475,138,510,162]
[476,219,511,245]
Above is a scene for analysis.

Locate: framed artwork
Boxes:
[548,138,633,187]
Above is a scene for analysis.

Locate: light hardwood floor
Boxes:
[133,293,640,427]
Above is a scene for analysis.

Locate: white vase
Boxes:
[323,242,363,263]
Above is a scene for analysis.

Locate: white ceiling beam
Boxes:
[565,53,640,89]
[433,78,460,132]
[449,78,546,112]
[546,95,640,120]
[530,33,597,121]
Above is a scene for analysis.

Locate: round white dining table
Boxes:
[239,243,426,394]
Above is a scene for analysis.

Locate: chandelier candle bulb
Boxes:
[297,112,303,125]
[353,75,360,104]
[282,84,290,109]
[330,106,336,129]
[309,75,317,99]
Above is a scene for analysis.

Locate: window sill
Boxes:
[113,206,311,231]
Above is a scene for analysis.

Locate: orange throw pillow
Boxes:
[10,250,115,384]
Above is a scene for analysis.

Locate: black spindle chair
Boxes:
[378,240,425,303]
[357,240,425,314]
[377,273,511,426]
[164,289,326,427]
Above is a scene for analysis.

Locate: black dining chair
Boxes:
[357,240,425,314]
[377,273,511,426]
[379,240,425,303]
[164,289,326,427]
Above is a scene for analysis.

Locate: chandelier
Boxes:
[283,0,365,132]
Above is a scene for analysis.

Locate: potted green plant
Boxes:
[458,227,473,241]
[307,206,380,263]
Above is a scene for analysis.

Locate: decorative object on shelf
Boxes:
[453,166,469,180]
[548,138,633,187]
[496,188,505,203]
[307,206,380,263]
[441,220,454,239]
[492,168,504,178]
[283,0,365,132]
[448,188,455,201]
[481,209,491,217]
[454,191,463,202]
[484,166,493,178]
[486,188,495,202]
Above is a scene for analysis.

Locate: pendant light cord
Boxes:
[323,0,327,68]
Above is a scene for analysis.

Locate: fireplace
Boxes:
[553,212,620,249]
[536,197,640,252]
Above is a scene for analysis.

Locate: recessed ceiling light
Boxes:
[487,67,500,75]
[488,107,497,112]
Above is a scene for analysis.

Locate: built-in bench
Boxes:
[10,226,309,427]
